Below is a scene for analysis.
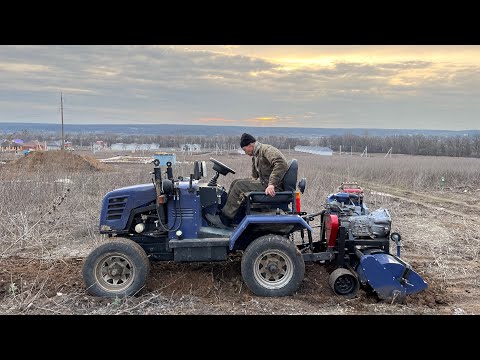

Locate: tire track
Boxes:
[360,181,480,221]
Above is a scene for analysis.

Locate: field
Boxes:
[1,149,480,315]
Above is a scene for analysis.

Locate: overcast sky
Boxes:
[1,45,479,130]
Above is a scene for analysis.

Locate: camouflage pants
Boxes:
[222,178,265,219]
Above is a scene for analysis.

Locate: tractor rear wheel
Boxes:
[82,238,150,298]
[241,234,305,297]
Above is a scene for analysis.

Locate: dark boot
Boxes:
[205,213,228,229]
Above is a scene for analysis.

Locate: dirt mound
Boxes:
[6,151,113,172]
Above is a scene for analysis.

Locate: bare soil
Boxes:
[0,251,451,315]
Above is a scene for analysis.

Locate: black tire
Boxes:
[82,238,150,298]
[241,234,305,297]
[328,268,359,298]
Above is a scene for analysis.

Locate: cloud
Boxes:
[0,62,50,72]
[0,45,479,130]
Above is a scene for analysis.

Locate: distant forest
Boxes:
[5,129,480,158]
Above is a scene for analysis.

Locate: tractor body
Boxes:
[83,160,427,302]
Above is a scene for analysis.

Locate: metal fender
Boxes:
[229,214,313,250]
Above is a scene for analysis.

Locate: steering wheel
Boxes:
[210,157,236,176]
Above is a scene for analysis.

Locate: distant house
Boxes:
[45,140,73,151]
[180,143,201,152]
[93,140,107,151]
[21,140,46,151]
[47,141,62,151]
[0,140,22,152]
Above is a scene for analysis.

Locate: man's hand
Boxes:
[265,184,276,197]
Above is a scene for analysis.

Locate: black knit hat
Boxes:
[240,133,256,147]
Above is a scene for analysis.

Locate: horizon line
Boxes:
[0,121,479,133]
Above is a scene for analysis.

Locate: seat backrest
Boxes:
[282,159,298,192]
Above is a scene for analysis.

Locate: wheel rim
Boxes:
[334,274,356,295]
[94,253,135,293]
[253,249,294,290]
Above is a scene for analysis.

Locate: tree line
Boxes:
[5,130,480,158]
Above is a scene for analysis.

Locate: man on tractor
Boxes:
[205,133,289,228]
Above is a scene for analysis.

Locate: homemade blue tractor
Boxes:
[82,159,427,303]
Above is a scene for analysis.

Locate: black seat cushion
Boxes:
[248,192,293,203]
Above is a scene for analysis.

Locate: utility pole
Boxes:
[60,92,64,150]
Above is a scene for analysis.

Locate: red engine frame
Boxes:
[324,214,339,248]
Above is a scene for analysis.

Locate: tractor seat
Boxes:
[246,159,298,211]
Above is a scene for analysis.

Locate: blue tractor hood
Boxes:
[99,183,156,231]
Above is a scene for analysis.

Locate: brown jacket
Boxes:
[251,142,288,190]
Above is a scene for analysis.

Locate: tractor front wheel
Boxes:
[82,238,150,298]
[241,234,305,297]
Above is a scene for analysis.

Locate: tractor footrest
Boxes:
[198,226,234,238]
[169,237,229,262]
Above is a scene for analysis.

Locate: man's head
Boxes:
[240,133,256,156]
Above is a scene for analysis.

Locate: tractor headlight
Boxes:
[175,230,183,239]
